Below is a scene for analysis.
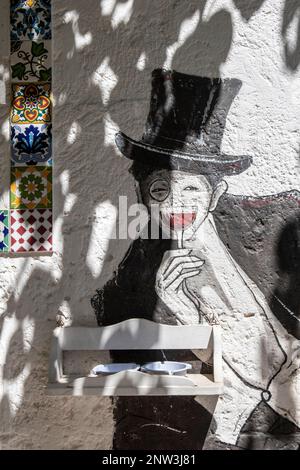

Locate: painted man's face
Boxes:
[140,169,227,240]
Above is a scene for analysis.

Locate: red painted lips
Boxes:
[169,212,197,230]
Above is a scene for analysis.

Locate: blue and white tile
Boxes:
[11,123,52,166]
[10,0,51,41]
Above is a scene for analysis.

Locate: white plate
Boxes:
[91,363,140,375]
[141,361,192,376]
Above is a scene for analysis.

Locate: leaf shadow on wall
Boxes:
[232,0,265,21]
[282,0,300,72]
[1,0,299,452]
[0,0,234,450]
[104,0,235,451]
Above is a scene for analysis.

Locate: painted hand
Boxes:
[155,249,204,325]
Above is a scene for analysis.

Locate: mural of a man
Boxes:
[91,69,300,448]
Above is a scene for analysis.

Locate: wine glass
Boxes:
[167,206,197,248]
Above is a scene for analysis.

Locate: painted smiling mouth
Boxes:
[161,211,197,230]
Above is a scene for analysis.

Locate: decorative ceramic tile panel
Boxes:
[10,0,51,41]
[10,208,52,252]
[11,40,52,82]
[11,123,52,165]
[8,0,52,254]
[11,166,52,209]
[11,83,51,125]
[0,211,9,252]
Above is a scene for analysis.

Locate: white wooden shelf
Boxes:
[48,318,223,396]
[47,372,223,396]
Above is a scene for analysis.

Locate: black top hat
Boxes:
[115,69,252,176]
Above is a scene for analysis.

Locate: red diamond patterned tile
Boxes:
[10,209,52,253]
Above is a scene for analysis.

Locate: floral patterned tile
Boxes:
[0,210,9,252]
[11,40,52,82]
[11,123,52,166]
[10,0,51,41]
[11,166,52,209]
[11,83,51,125]
[10,208,52,253]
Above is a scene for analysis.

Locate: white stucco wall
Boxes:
[0,0,299,449]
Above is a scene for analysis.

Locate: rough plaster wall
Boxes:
[0,0,299,450]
